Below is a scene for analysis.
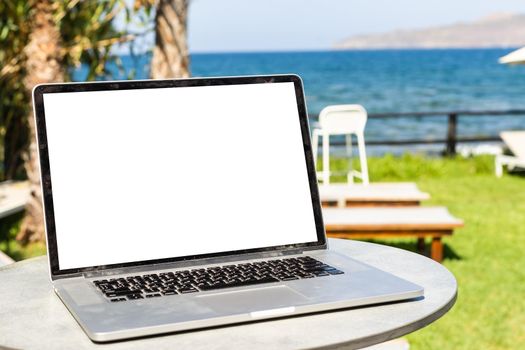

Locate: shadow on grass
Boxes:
[362,239,462,261]
[507,170,525,178]
[442,243,462,261]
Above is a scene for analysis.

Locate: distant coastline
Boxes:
[331,46,521,52]
[188,47,522,55]
[335,13,525,50]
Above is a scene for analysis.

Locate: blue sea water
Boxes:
[75,49,525,154]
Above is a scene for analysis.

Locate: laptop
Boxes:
[33,75,423,342]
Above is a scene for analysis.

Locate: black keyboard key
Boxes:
[313,272,330,277]
[145,293,162,298]
[107,286,133,292]
[104,289,138,297]
[110,298,125,302]
[179,288,199,294]
[126,294,144,300]
[162,290,178,295]
[280,276,299,281]
[97,284,113,292]
[198,276,279,291]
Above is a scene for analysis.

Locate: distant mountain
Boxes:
[335,13,525,49]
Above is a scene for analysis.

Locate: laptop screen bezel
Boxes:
[33,74,327,279]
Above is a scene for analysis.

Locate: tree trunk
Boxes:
[150,0,190,79]
[17,0,64,243]
[3,115,28,181]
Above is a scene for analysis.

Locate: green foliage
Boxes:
[324,153,496,182]
[58,0,127,80]
[0,1,32,179]
[0,0,130,180]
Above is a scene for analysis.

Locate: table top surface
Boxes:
[0,239,457,350]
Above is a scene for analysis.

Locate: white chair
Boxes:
[495,131,525,177]
[312,104,369,184]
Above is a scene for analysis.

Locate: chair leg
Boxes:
[346,134,353,183]
[495,156,503,178]
[322,133,330,184]
[345,134,352,157]
[417,238,426,253]
[357,132,369,184]
[431,237,443,262]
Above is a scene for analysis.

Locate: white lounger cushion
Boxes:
[318,182,430,206]
[0,181,30,220]
[501,131,525,159]
[322,206,463,230]
[495,131,525,177]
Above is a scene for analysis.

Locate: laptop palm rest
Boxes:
[197,286,309,314]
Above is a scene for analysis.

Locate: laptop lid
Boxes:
[33,75,326,280]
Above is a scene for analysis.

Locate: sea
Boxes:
[74,49,525,155]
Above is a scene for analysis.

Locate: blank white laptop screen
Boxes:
[42,82,318,270]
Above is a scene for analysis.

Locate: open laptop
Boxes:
[33,75,423,342]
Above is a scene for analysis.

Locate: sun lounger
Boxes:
[318,182,430,207]
[0,250,14,266]
[323,206,464,262]
[0,181,30,220]
[495,131,525,177]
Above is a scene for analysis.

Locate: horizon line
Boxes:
[114,46,521,56]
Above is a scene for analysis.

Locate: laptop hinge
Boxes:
[52,272,83,281]
[78,250,309,279]
[73,246,320,280]
[82,269,128,279]
[281,249,303,256]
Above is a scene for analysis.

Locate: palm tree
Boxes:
[150,0,190,78]
[0,1,32,182]
[17,0,65,243]
[12,0,127,243]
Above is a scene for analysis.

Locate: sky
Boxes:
[117,0,525,54]
[187,0,525,52]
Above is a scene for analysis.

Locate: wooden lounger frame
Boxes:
[323,207,463,262]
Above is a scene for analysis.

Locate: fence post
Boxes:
[446,113,457,156]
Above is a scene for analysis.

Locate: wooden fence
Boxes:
[310,109,525,156]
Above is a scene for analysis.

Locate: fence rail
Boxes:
[309,109,525,156]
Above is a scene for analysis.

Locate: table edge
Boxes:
[323,289,458,350]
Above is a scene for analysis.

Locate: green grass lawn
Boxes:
[330,154,525,349]
[1,154,524,348]
[411,176,525,349]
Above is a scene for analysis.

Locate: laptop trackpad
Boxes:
[197,286,308,314]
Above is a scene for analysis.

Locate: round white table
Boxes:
[0,239,457,349]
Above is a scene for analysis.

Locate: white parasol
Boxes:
[499,47,525,64]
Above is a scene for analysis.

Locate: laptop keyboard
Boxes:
[93,256,344,302]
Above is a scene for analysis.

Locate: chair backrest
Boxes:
[318,104,367,135]
[501,131,525,159]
